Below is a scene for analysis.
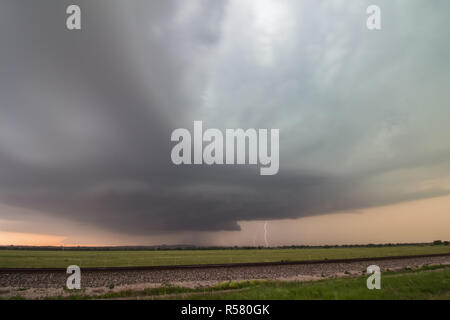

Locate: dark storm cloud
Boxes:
[1,0,450,236]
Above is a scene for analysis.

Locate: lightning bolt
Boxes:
[264,221,269,247]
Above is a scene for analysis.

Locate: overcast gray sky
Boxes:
[0,0,449,245]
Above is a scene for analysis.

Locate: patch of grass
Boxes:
[8,296,26,300]
[211,280,264,291]
[0,245,449,268]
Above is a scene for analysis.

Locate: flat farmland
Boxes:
[1,245,449,268]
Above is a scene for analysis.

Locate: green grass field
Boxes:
[0,245,449,268]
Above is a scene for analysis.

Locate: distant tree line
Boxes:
[0,241,448,251]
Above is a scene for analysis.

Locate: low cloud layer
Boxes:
[1,0,450,237]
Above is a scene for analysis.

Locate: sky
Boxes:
[0,0,449,246]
